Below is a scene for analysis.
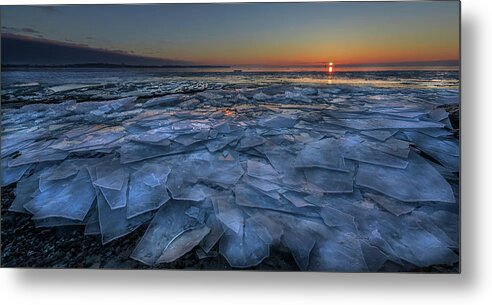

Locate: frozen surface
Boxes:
[1,69,459,271]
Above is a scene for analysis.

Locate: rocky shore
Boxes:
[1,182,458,272]
[1,184,299,270]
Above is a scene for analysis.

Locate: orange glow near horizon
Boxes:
[184,34,459,67]
[1,2,459,67]
[185,48,459,67]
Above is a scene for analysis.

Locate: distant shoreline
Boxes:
[1,63,460,74]
[1,63,231,69]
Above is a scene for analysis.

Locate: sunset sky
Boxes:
[1,2,460,66]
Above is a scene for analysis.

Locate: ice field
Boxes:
[1,70,460,271]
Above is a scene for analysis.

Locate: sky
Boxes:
[1,2,460,66]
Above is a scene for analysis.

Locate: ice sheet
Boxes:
[356,152,455,203]
[2,77,460,271]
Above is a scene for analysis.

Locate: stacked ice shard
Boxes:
[1,78,459,271]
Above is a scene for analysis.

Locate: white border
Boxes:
[1,1,492,305]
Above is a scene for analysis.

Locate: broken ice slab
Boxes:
[48,83,101,93]
[8,148,70,167]
[360,130,398,142]
[354,209,459,267]
[63,125,107,139]
[340,136,409,169]
[404,131,459,157]
[234,183,283,210]
[264,149,307,188]
[359,240,389,271]
[94,167,129,191]
[427,210,459,247]
[143,94,185,107]
[200,213,225,253]
[304,167,354,194]
[354,219,404,266]
[173,133,207,147]
[99,179,128,210]
[248,213,284,245]
[408,210,458,248]
[157,225,211,264]
[1,157,31,186]
[294,138,348,172]
[323,117,445,130]
[417,128,453,138]
[131,201,207,266]
[24,169,96,221]
[428,108,449,122]
[258,115,298,128]
[356,151,455,203]
[34,216,85,228]
[165,159,212,201]
[246,160,281,183]
[97,192,153,244]
[403,131,459,171]
[396,223,459,267]
[239,183,319,217]
[126,129,172,145]
[253,92,271,101]
[211,192,244,234]
[127,164,171,218]
[9,173,40,213]
[194,155,245,187]
[118,140,203,164]
[193,128,211,140]
[44,159,84,181]
[309,232,368,272]
[281,191,315,208]
[219,217,270,268]
[211,120,233,133]
[294,120,348,136]
[50,126,127,151]
[368,108,429,119]
[107,96,137,111]
[239,132,266,149]
[198,89,225,100]
[304,189,363,208]
[1,135,37,159]
[205,134,240,152]
[169,184,214,202]
[118,142,172,164]
[365,192,415,216]
[365,137,411,159]
[317,206,355,228]
[241,175,280,193]
[84,206,101,235]
[265,212,321,270]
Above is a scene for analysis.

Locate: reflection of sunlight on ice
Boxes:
[223,109,235,117]
[326,62,334,83]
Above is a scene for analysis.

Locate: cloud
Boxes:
[1,26,42,35]
[1,33,193,66]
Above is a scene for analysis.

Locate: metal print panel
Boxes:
[0,2,460,272]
